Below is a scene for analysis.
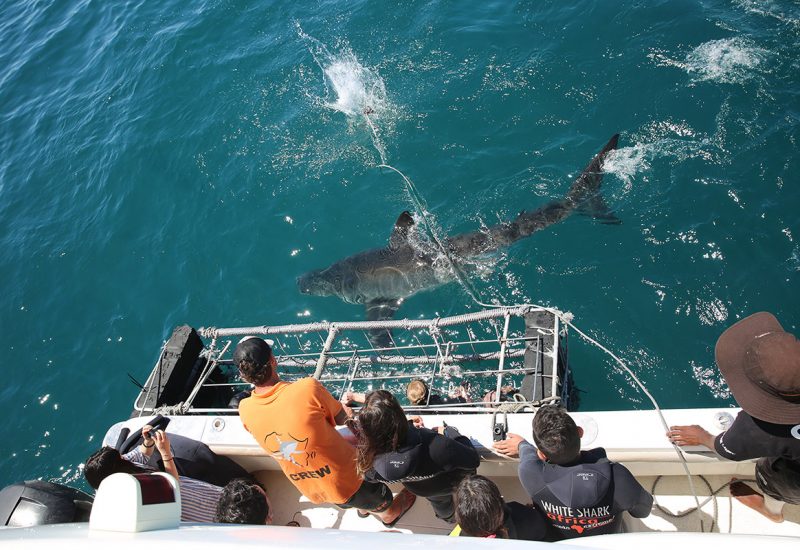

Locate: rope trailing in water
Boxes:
[362,104,708,529]
[376,161,708,532]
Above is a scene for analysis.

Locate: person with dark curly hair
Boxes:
[84,446,151,489]
[86,421,250,489]
[451,474,547,540]
[352,390,480,523]
[214,478,272,525]
[234,336,416,527]
[84,427,224,522]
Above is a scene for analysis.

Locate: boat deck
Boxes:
[104,406,800,540]
[256,468,800,539]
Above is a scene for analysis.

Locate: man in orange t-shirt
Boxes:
[235,337,415,524]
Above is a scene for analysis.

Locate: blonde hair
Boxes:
[406,379,429,405]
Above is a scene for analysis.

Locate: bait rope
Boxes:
[365,114,707,529]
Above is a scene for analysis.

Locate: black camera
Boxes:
[492,423,508,441]
[492,410,508,441]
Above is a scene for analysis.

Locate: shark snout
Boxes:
[297,269,331,296]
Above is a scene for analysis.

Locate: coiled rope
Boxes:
[650,476,754,533]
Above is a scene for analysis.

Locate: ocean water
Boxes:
[1,0,798,490]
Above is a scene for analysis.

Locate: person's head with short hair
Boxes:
[353,390,409,475]
[214,478,272,525]
[406,379,429,405]
[454,475,507,538]
[84,447,151,489]
[233,337,276,387]
[532,405,581,465]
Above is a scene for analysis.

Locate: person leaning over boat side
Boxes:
[214,478,273,525]
[84,427,224,522]
[233,337,416,526]
[493,405,653,540]
[352,390,480,523]
[668,312,800,523]
[450,474,548,540]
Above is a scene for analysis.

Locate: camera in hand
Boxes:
[492,423,507,441]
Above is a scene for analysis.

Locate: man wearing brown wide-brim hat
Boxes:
[667,312,800,523]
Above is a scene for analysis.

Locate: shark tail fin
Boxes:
[568,133,621,224]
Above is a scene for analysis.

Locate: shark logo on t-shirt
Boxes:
[264,432,310,466]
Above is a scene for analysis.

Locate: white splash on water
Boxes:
[322,55,388,117]
[685,38,766,83]
[602,144,652,189]
[649,37,767,85]
[602,119,724,188]
[296,23,394,164]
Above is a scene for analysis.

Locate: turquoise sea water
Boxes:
[1,0,798,490]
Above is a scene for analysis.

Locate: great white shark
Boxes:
[297,134,621,345]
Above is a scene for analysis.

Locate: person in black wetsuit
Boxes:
[351,390,480,523]
[493,405,652,540]
[668,312,800,522]
[451,474,548,540]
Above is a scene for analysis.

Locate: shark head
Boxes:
[297,268,336,297]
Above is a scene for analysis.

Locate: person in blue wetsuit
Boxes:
[351,390,480,523]
[493,405,652,539]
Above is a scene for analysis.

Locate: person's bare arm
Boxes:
[139,425,157,457]
[153,431,179,479]
[667,425,716,450]
[340,391,367,405]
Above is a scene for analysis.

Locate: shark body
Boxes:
[297,134,621,344]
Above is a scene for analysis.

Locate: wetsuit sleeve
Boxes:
[611,463,653,518]
[429,426,480,471]
[517,441,545,499]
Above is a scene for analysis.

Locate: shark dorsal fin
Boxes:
[389,211,415,250]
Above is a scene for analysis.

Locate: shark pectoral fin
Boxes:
[388,211,415,250]
[578,193,622,225]
[365,299,401,348]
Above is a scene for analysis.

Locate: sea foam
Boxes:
[649,37,767,84]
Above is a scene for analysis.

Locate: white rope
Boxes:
[363,113,708,530]
[376,161,707,532]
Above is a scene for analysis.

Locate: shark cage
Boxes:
[130,306,574,417]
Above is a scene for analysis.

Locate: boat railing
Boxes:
[132,306,570,416]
